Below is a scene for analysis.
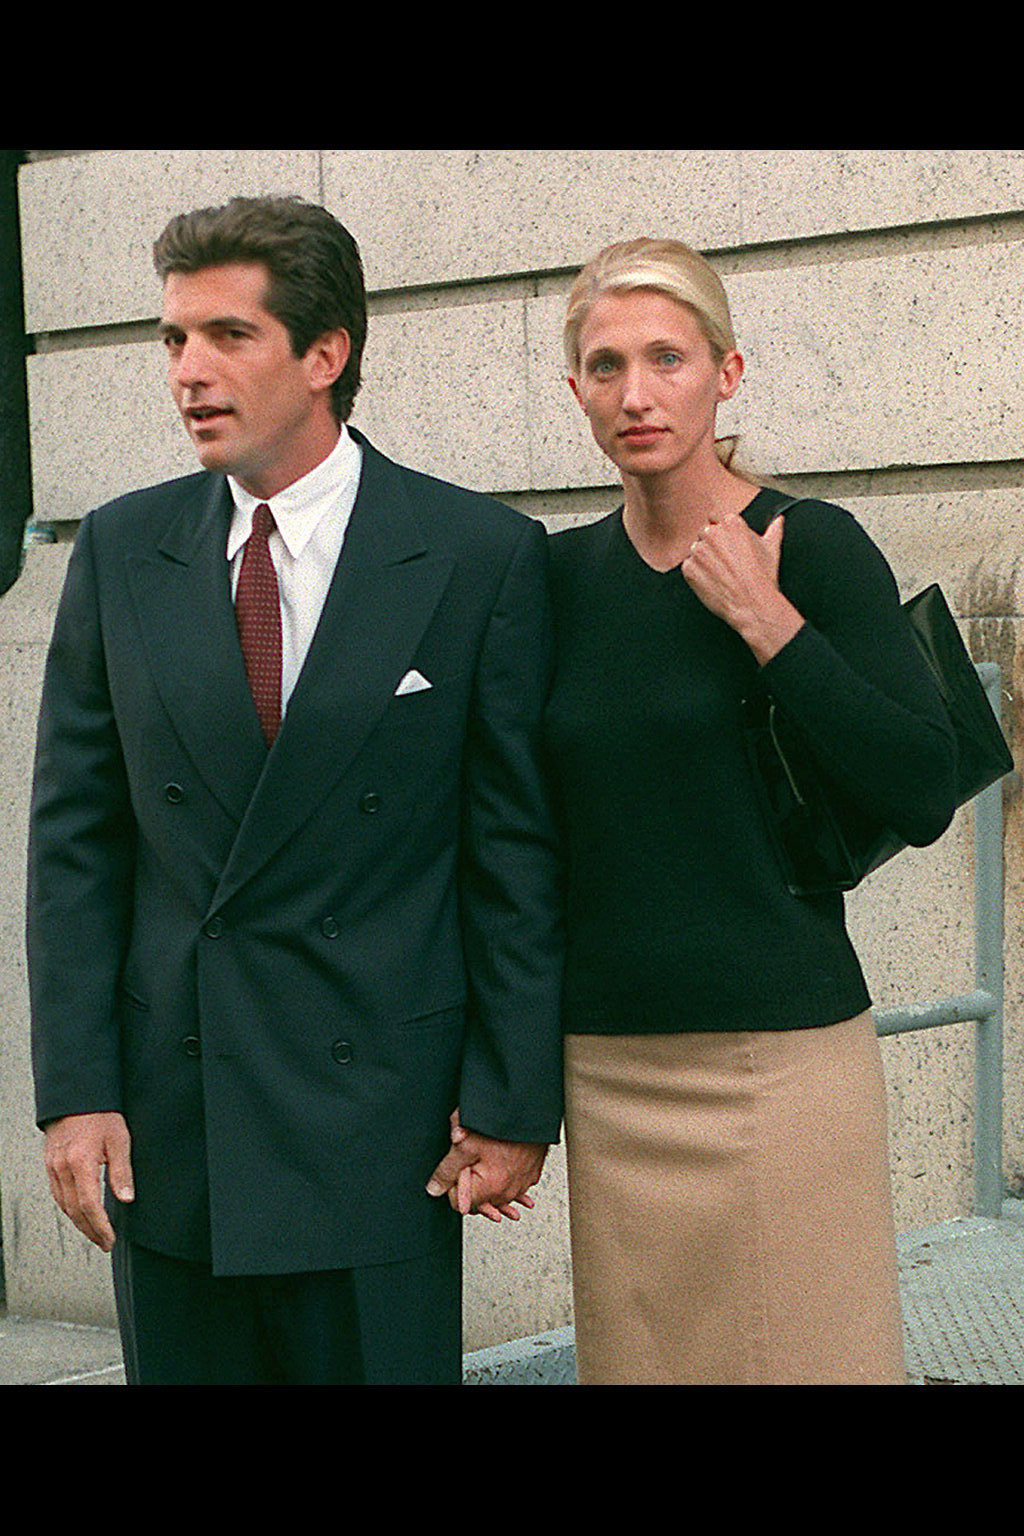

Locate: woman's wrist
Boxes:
[740,592,806,666]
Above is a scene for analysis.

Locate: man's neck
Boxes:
[233,421,343,502]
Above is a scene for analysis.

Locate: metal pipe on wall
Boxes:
[974,663,1006,1218]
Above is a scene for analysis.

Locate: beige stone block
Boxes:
[20,150,320,333]
[323,149,743,291]
[843,488,1024,612]
[740,149,1024,246]
[27,344,195,521]
[355,297,531,492]
[0,538,74,637]
[984,619,1024,1204]
[848,823,976,1226]
[721,241,1024,475]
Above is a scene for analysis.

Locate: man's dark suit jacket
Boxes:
[27,429,564,1277]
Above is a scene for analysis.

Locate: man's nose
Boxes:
[172,334,214,390]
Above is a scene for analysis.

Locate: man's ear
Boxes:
[306,328,351,393]
[568,375,587,414]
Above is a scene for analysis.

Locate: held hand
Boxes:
[681,512,803,664]
[44,1111,134,1253]
[426,1110,547,1223]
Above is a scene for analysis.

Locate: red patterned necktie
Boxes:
[235,502,282,746]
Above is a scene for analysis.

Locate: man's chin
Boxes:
[189,438,236,475]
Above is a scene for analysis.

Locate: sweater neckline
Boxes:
[613,488,776,578]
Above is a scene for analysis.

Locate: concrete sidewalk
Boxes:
[4,1210,1023,1385]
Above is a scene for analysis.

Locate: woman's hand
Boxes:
[681,512,804,664]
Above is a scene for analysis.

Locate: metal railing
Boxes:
[873,662,1006,1218]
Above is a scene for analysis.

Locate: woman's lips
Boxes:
[619,426,667,446]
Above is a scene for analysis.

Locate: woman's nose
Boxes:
[620,362,652,412]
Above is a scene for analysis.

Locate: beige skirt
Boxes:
[564,1012,906,1385]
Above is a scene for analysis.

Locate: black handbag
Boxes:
[741,503,1014,897]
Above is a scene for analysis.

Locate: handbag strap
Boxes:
[747,489,803,534]
[740,490,806,710]
[766,701,808,804]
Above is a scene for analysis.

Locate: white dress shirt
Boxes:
[226,425,364,715]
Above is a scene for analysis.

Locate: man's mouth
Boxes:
[186,405,232,425]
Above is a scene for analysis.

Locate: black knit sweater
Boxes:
[544,489,958,1035]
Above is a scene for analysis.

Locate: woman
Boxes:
[545,238,957,1385]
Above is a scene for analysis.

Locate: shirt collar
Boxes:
[226,425,362,562]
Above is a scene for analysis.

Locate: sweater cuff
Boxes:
[757,618,821,689]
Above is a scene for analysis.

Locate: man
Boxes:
[27,195,564,1385]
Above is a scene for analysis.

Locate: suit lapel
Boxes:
[125,474,269,826]
[209,437,455,911]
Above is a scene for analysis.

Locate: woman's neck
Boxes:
[621,457,759,572]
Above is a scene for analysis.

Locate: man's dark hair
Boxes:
[153,195,367,423]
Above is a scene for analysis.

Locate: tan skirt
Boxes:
[564,1012,906,1385]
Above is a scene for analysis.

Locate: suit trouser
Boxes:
[112,1227,463,1385]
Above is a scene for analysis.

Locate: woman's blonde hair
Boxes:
[563,237,737,375]
[563,236,750,475]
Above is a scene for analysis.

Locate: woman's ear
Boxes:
[717,348,743,403]
[568,375,587,413]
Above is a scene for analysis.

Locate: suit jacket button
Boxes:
[331,1039,353,1065]
[359,791,381,814]
[181,1035,201,1057]
[204,917,223,938]
[321,916,339,939]
[164,783,184,804]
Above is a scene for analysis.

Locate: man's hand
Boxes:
[43,1112,134,1253]
[426,1110,547,1223]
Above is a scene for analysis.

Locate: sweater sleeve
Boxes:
[757,499,958,846]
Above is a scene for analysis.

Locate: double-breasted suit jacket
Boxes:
[28,429,565,1276]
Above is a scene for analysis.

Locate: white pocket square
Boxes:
[395,669,432,696]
